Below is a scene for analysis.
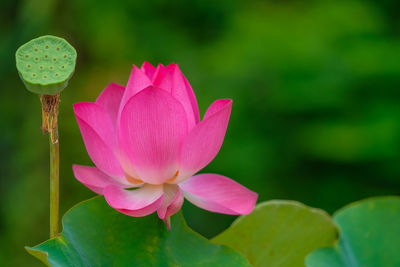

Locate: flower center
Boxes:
[124,170,179,185]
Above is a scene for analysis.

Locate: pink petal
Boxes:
[157,184,184,219]
[152,63,175,92]
[176,99,232,182]
[181,70,200,124]
[117,198,164,217]
[74,103,116,143]
[119,65,152,115]
[118,86,188,184]
[164,191,184,221]
[141,62,157,80]
[72,165,130,194]
[96,82,124,126]
[117,152,141,183]
[152,64,198,129]
[203,98,231,118]
[151,64,166,82]
[104,184,164,217]
[171,65,198,130]
[74,103,124,177]
[179,173,258,215]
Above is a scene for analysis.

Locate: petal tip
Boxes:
[72,102,83,112]
[108,82,125,89]
[141,61,154,67]
[72,163,78,172]
[219,98,233,106]
[239,192,258,215]
[73,102,95,116]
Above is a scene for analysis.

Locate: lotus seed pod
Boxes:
[15,35,77,95]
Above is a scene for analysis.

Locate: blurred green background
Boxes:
[1,0,400,265]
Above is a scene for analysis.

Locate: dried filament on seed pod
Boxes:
[40,94,60,144]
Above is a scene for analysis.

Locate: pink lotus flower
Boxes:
[72,62,257,228]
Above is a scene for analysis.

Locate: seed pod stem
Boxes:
[40,94,60,238]
[49,126,59,238]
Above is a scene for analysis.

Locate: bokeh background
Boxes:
[1,0,400,265]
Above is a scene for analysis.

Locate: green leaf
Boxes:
[26,196,251,267]
[212,200,338,267]
[305,196,400,267]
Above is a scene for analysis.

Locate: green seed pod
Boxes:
[16,35,77,95]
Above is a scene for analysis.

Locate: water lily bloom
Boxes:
[72,62,258,228]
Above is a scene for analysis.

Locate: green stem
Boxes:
[49,126,59,238]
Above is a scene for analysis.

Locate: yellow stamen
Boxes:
[167,170,179,183]
[124,173,143,185]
